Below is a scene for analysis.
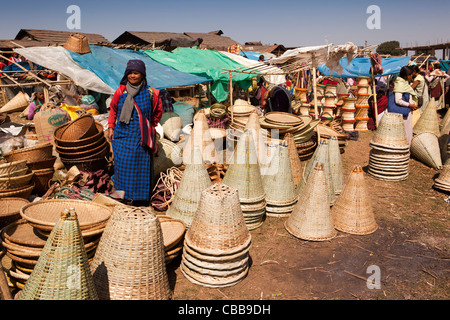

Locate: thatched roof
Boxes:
[14,29,111,45]
[242,44,287,56]
[0,39,51,50]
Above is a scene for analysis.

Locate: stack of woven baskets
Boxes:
[434,158,450,192]
[180,183,252,288]
[226,100,257,152]
[354,77,371,132]
[341,97,357,132]
[368,112,410,181]
[53,114,109,171]
[321,84,338,123]
[3,142,56,197]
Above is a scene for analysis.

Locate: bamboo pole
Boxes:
[0,53,51,87]
[229,71,234,124]
[0,80,73,88]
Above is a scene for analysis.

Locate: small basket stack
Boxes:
[53,114,109,171]
[0,162,34,201]
[434,158,450,192]
[158,215,186,265]
[341,97,357,132]
[321,84,338,123]
[181,183,252,288]
[0,197,29,230]
[368,112,410,181]
[226,100,257,151]
[355,78,371,132]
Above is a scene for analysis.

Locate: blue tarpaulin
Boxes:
[240,51,266,61]
[318,56,411,78]
[68,45,211,90]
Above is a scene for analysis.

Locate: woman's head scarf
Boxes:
[119,59,147,124]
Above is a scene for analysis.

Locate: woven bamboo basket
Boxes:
[285,133,303,188]
[3,143,53,164]
[54,121,104,147]
[0,91,30,113]
[31,168,54,196]
[59,114,97,141]
[0,167,28,179]
[166,146,212,228]
[434,158,450,190]
[328,136,344,195]
[59,157,107,172]
[160,112,183,141]
[63,33,91,54]
[57,139,108,160]
[0,198,30,230]
[59,143,109,162]
[0,160,27,176]
[332,166,378,235]
[370,112,409,149]
[413,100,440,137]
[0,172,34,191]
[55,135,106,154]
[357,85,370,95]
[26,156,57,171]
[262,143,297,215]
[17,208,98,300]
[285,163,337,241]
[357,77,370,86]
[90,206,171,300]
[2,219,46,248]
[410,132,442,170]
[0,183,35,200]
[185,183,251,255]
[20,199,112,232]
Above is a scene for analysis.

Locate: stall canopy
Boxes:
[317,56,412,78]
[143,47,256,103]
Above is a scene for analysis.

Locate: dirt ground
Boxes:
[166,129,450,301]
[1,104,449,301]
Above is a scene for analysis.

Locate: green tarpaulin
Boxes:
[143,47,258,103]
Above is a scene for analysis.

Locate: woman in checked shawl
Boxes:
[107,60,163,205]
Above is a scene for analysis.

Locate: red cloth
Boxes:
[323,79,338,85]
[367,95,388,130]
[370,53,383,75]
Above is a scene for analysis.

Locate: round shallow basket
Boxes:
[1,219,46,248]
[0,172,34,191]
[57,139,108,160]
[0,160,27,176]
[160,218,186,251]
[228,105,256,116]
[0,167,28,179]
[59,143,109,163]
[264,112,304,126]
[0,183,35,200]
[26,156,57,171]
[59,114,97,141]
[60,156,108,172]
[20,199,112,232]
[3,143,53,164]
[54,121,104,147]
[31,168,54,196]
[0,199,30,230]
[55,135,106,154]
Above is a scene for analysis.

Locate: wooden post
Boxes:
[229,71,234,123]
[312,66,319,119]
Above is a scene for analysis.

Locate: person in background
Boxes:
[8,53,20,65]
[0,58,6,71]
[107,59,163,206]
[367,88,388,130]
[27,86,46,120]
[387,66,418,144]
[253,77,266,114]
[258,55,265,63]
[411,65,429,114]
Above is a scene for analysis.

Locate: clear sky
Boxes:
[1,0,449,54]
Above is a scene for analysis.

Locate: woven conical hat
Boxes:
[285,133,303,188]
[222,131,266,203]
[90,206,171,300]
[285,163,337,241]
[0,91,30,113]
[332,165,378,235]
[18,209,98,300]
[410,132,443,170]
[297,139,336,206]
[413,99,440,137]
[166,146,212,228]
[370,111,409,149]
[328,136,344,195]
[183,111,218,164]
[262,142,297,208]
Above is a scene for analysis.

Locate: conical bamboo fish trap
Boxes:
[18,208,98,300]
[90,206,171,300]
[166,146,212,228]
[410,132,443,170]
[285,133,303,188]
[434,158,450,191]
[332,166,378,235]
[298,139,336,206]
[370,112,409,149]
[222,131,266,203]
[440,107,450,135]
[244,111,268,162]
[285,163,337,241]
[413,99,440,137]
[328,136,344,195]
[262,142,298,217]
[183,110,218,165]
[0,91,30,113]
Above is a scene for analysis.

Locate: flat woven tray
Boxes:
[265,112,304,126]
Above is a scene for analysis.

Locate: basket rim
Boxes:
[2,142,53,158]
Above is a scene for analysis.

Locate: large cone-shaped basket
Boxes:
[328,136,344,195]
[182,111,218,165]
[18,209,98,300]
[332,166,378,235]
[0,91,30,113]
[410,132,443,170]
[298,139,336,206]
[285,133,303,188]
[413,100,440,137]
[222,130,266,230]
[434,158,450,192]
[90,206,172,300]
[370,111,409,151]
[166,146,212,228]
[440,107,450,136]
[263,142,298,217]
[181,183,251,288]
[244,111,268,163]
[285,163,337,241]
